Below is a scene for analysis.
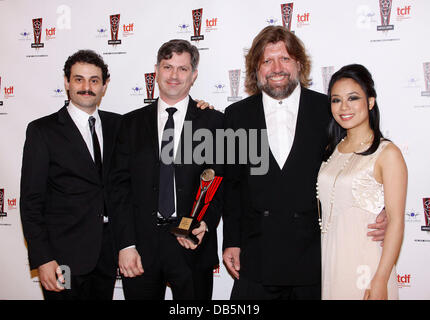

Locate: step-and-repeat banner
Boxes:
[0,0,429,300]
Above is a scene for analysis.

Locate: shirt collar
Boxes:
[158,95,189,116]
[262,84,301,111]
[67,102,101,128]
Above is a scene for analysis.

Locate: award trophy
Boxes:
[170,169,222,244]
[0,189,7,218]
[422,63,430,97]
[144,73,157,104]
[31,18,44,49]
[281,3,294,31]
[108,14,122,45]
[191,8,204,41]
[227,69,242,102]
[377,0,394,31]
[422,198,430,232]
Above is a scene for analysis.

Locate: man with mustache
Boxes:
[222,26,387,299]
[20,50,121,300]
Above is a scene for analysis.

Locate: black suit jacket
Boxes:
[110,97,224,269]
[20,105,121,275]
[223,88,330,286]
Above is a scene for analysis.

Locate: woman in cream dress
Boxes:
[317,64,407,300]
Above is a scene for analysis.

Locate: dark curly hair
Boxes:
[63,50,110,84]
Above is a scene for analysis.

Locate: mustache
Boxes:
[266,72,290,80]
[77,90,96,96]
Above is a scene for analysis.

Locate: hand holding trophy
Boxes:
[170,168,222,245]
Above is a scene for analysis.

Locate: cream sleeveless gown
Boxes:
[317,140,398,300]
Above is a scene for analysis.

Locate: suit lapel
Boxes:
[183,97,199,122]
[99,111,114,179]
[254,94,282,171]
[281,87,309,172]
[143,101,160,160]
[254,94,267,130]
[180,97,198,146]
[57,106,100,182]
[174,97,198,165]
[174,98,198,217]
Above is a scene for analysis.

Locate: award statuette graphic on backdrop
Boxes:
[170,169,222,244]
[31,18,44,48]
[377,0,394,31]
[421,63,430,97]
[421,198,430,232]
[227,69,242,102]
[322,66,335,94]
[281,3,294,32]
[191,8,204,41]
[144,73,157,104]
[0,189,7,218]
[108,14,122,45]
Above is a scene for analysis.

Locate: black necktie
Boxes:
[158,107,177,219]
[88,116,103,180]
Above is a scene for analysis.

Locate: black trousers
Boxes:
[230,275,321,300]
[42,223,117,300]
[122,225,213,300]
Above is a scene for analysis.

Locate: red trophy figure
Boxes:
[171,169,222,244]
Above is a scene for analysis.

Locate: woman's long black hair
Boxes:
[323,64,387,161]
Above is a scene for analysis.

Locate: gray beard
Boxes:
[257,73,299,100]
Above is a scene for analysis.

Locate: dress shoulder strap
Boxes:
[371,139,392,159]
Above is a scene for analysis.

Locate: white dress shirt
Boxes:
[67,102,104,162]
[67,102,107,223]
[157,95,189,218]
[122,96,190,250]
[262,85,301,169]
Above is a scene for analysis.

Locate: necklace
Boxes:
[316,153,354,233]
[339,133,373,153]
[316,134,373,233]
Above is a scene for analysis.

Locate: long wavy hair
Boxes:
[323,64,387,161]
[244,26,312,95]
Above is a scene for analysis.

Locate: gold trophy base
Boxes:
[170,217,200,245]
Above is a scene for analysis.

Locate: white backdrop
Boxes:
[0,0,429,300]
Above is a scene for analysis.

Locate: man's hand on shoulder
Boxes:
[195,99,214,110]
